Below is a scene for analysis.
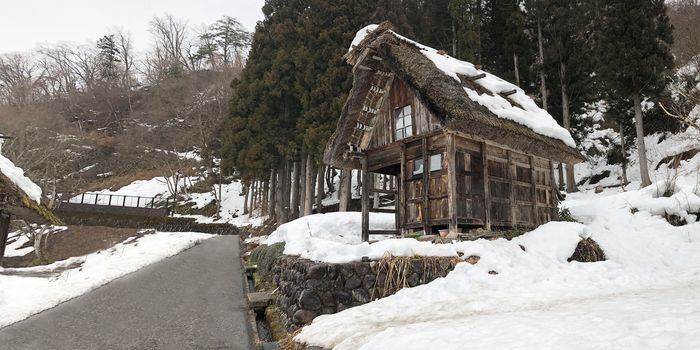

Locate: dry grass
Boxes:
[568,238,606,263]
[373,253,459,298]
[83,167,197,192]
[279,330,305,350]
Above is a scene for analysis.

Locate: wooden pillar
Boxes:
[529,155,538,227]
[421,138,430,235]
[0,211,10,264]
[481,142,491,231]
[316,165,325,214]
[550,160,560,221]
[507,151,517,227]
[338,169,351,212]
[399,143,407,236]
[447,133,458,238]
[300,157,307,216]
[361,156,370,242]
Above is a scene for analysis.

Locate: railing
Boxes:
[58,192,170,210]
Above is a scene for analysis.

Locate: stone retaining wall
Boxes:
[271,255,458,330]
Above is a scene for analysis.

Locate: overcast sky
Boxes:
[0,0,265,53]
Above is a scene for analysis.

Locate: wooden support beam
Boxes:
[399,143,407,236]
[447,133,458,237]
[422,138,430,235]
[500,89,517,97]
[481,142,492,231]
[549,160,559,221]
[530,155,539,227]
[468,73,486,81]
[508,151,517,227]
[361,156,370,242]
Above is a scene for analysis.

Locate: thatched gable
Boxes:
[325,23,584,169]
[0,169,61,225]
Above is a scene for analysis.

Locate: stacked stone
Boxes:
[272,255,457,330]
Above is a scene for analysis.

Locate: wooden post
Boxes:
[399,143,407,236]
[122,195,127,207]
[136,196,141,208]
[108,195,113,206]
[0,211,11,264]
[81,193,85,204]
[529,155,538,227]
[361,156,370,242]
[316,165,325,214]
[338,169,351,212]
[421,138,430,235]
[447,133,458,238]
[550,160,560,221]
[300,157,307,216]
[481,142,491,231]
[507,151,517,227]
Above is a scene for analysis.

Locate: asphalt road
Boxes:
[0,235,253,350]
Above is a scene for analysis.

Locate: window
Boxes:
[394,105,413,141]
[412,153,442,177]
[412,158,424,176]
[429,153,442,172]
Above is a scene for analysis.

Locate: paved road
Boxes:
[0,236,253,350]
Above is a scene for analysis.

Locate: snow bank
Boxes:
[0,154,42,204]
[294,184,700,349]
[0,231,213,328]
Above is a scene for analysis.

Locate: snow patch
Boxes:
[0,154,42,204]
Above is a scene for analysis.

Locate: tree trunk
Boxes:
[537,19,548,110]
[243,182,249,215]
[325,167,336,194]
[452,18,457,57]
[338,169,352,212]
[251,181,258,212]
[262,180,269,216]
[0,211,10,265]
[269,171,277,220]
[513,53,520,87]
[303,155,314,216]
[620,122,629,187]
[300,156,307,216]
[276,163,289,225]
[558,163,565,191]
[634,93,652,187]
[291,161,301,220]
[560,60,578,193]
[316,165,325,214]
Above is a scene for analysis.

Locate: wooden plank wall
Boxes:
[369,78,441,149]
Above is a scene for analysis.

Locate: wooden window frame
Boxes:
[393,104,414,142]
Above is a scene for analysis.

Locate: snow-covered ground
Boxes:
[180,180,268,227]
[285,127,700,349]
[0,231,213,328]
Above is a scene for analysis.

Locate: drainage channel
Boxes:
[244,261,278,349]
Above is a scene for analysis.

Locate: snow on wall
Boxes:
[0,154,42,204]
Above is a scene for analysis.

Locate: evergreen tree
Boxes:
[597,0,674,187]
[210,16,252,66]
[97,35,120,82]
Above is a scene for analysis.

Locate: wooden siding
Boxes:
[369,77,441,149]
[392,132,556,234]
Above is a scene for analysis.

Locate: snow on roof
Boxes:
[0,154,42,204]
[351,25,576,148]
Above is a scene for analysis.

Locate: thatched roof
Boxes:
[324,23,584,169]
[0,161,61,225]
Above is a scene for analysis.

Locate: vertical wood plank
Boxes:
[422,137,430,234]
[447,133,458,236]
[508,151,517,227]
[529,155,538,227]
[399,143,407,236]
[361,156,370,242]
[481,142,492,230]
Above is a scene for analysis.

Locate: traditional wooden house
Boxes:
[324,23,584,240]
